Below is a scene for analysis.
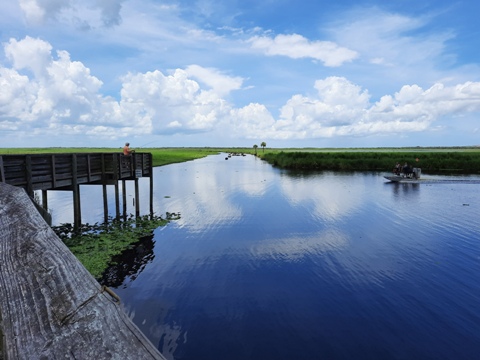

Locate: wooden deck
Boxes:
[0,182,165,359]
[0,152,152,194]
[0,153,154,227]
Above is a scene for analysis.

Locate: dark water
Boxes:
[48,154,480,359]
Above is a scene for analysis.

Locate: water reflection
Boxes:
[100,235,156,288]
[387,182,420,199]
[250,228,349,261]
[278,171,366,221]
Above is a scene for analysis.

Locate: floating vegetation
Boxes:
[52,213,180,279]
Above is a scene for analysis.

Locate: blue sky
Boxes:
[1,0,480,148]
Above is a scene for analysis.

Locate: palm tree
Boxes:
[253,144,258,156]
[261,142,266,153]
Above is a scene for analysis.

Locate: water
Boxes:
[47,154,480,359]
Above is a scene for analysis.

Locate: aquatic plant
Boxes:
[52,212,180,279]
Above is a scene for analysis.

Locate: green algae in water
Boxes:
[53,213,180,279]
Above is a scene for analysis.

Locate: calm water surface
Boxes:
[49,154,480,359]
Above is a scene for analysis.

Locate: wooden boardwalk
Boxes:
[0,153,153,227]
[0,182,165,359]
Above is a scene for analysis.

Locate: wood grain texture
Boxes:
[0,183,165,360]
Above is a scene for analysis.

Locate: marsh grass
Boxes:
[260,150,480,174]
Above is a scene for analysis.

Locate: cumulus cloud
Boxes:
[1,37,480,143]
[120,69,231,134]
[224,76,480,140]
[247,33,358,67]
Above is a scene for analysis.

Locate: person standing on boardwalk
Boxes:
[123,142,135,155]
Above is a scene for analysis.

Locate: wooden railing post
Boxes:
[0,155,5,183]
[51,155,57,188]
[25,155,33,197]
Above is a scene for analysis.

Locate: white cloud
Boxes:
[120,69,231,134]
[184,65,244,97]
[1,37,480,144]
[238,76,480,140]
[5,36,53,78]
[247,33,358,67]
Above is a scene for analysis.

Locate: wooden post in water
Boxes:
[113,154,121,220]
[133,153,140,218]
[122,179,127,220]
[149,154,154,217]
[72,154,82,229]
[101,154,109,223]
[0,183,166,359]
[42,189,48,211]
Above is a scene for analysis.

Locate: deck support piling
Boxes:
[102,183,108,223]
[122,180,127,220]
[42,190,48,211]
[135,178,140,218]
[72,155,82,229]
[149,161,154,217]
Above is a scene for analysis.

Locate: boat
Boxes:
[384,167,421,183]
[383,175,422,183]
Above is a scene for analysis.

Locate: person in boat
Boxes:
[402,162,412,177]
[393,162,401,175]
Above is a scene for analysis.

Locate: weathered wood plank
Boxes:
[0,183,165,360]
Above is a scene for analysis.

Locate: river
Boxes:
[48,153,480,360]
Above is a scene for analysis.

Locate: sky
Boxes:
[1,0,480,148]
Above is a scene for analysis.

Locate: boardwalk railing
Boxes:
[0,182,165,359]
[0,153,154,228]
[0,153,152,194]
